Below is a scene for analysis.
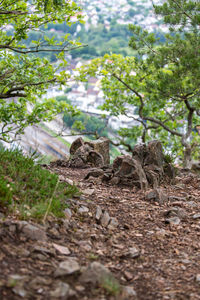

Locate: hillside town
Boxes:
[78,0,167,32]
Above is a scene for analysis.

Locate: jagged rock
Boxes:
[112,155,148,189]
[69,137,110,168]
[86,137,110,165]
[70,137,84,155]
[78,140,174,189]
[54,258,80,277]
[145,188,168,205]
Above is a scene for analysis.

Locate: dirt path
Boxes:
[0,166,200,300]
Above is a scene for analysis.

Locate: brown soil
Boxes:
[0,166,200,300]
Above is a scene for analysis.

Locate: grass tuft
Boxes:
[0,147,79,220]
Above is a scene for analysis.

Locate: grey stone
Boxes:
[95,206,102,221]
[50,282,70,298]
[82,188,95,196]
[128,247,140,258]
[122,285,137,298]
[107,217,119,230]
[78,206,89,214]
[20,222,47,241]
[79,262,113,285]
[193,213,200,219]
[165,217,181,225]
[86,137,110,165]
[55,258,80,277]
[13,287,27,298]
[113,155,148,189]
[145,188,168,205]
[100,211,110,227]
[164,207,187,220]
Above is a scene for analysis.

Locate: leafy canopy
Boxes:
[0,0,83,142]
[77,0,200,166]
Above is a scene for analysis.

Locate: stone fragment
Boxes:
[192,213,200,219]
[145,188,168,205]
[79,240,92,252]
[82,188,95,196]
[64,208,72,220]
[100,211,110,227]
[113,155,148,189]
[78,206,89,214]
[55,258,80,277]
[128,247,140,258]
[107,217,119,230]
[50,282,70,298]
[165,217,181,225]
[164,207,187,220]
[79,262,114,285]
[19,222,47,241]
[13,286,27,298]
[53,243,70,255]
[122,285,137,298]
[95,206,102,221]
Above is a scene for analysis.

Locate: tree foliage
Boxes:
[0,0,83,142]
[77,0,200,167]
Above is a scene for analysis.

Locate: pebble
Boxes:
[54,258,80,277]
[78,206,89,214]
[128,247,140,258]
[53,243,70,255]
[165,217,181,225]
[107,217,119,230]
[82,188,95,196]
[100,211,110,227]
[95,206,102,221]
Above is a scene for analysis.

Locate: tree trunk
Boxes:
[183,144,192,168]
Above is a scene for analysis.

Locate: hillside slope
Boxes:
[0,164,200,299]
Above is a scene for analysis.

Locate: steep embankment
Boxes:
[0,163,200,300]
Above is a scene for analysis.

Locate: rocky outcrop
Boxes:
[68,137,110,168]
[85,140,175,189]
